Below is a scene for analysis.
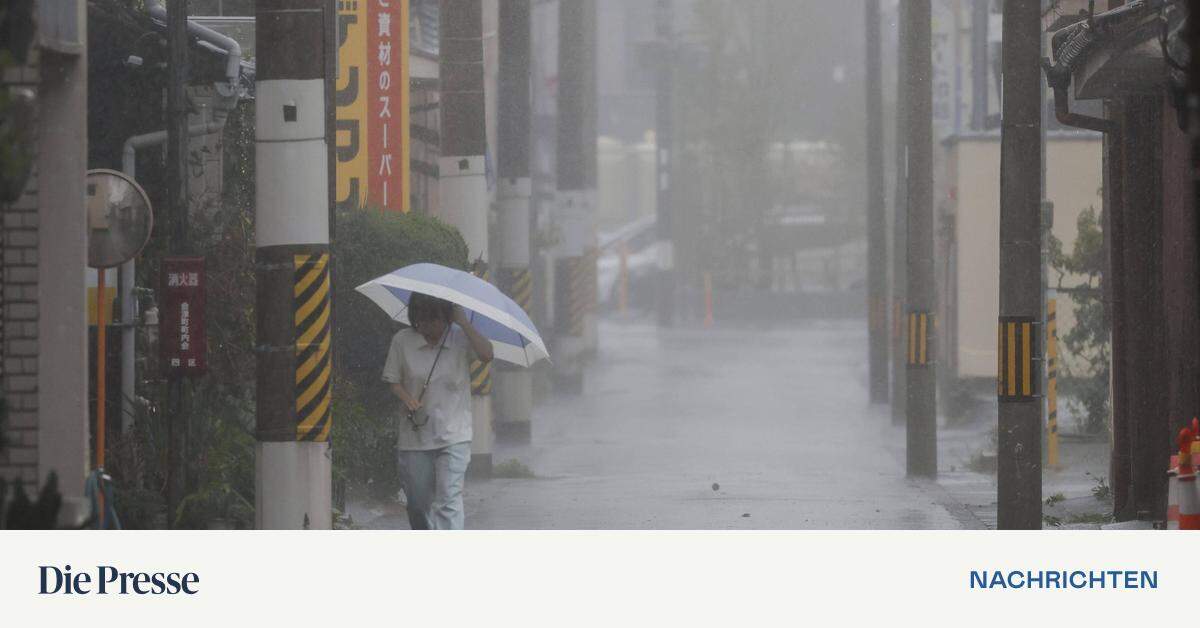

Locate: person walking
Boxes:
[382,293,494,530]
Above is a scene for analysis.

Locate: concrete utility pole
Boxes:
[255,0,335,529]
[439,0,494,475]
[654,0,675,328]
[904,0,936,477]
[891,0,909,425]
[1190,3,1200,427]
[494,0,534,444]
[997,0,1042,529]
[553,0,597,394]
[865,0,888,404]
[970,0,989,130]
[165,0,190,529]
[1117,98,1166,520]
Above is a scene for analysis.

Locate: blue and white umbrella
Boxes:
[355,263,549,367]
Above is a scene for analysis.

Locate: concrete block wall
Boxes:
[0,52,41,489]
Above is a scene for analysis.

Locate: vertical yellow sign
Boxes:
[336,0,369,211]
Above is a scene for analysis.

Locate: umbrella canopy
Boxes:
[355,263,549,367]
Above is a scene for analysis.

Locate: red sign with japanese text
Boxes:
[160,257,206,378]
[366,0,408,210]
[336,0,410,212]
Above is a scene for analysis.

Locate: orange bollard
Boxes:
[1167,418,1200,530]
[1168,453,1181,530]
[1177,427,1200,530]
[1191,418,1200,466]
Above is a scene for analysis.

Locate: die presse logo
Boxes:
[39,564,199,595]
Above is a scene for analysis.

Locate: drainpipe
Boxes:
[147,2,243,97]
[1047,82,1118,133]
[118,117,231,434]
[116,0,246,431]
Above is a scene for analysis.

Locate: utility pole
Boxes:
[1039,5,1051,471]
[654,0,675,328]
[494,0,534,445]
[553,0,597,394]
[255,0,335,529]
[997,0,1042,529]
[905,0,936,477]
[1190,2,1200,421]
[970,0,989,131]
[165,0,189,529]
[891,0,909,426]
[439,0,494,475]
[865,0,888,404]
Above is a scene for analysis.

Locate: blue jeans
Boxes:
[397,442,470,530]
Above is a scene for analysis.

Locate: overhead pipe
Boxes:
[117,120,228,434]
[147,1,243,97]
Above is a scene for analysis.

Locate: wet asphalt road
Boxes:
[453,318,964,530]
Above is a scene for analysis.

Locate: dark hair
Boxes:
[408,293,453,325]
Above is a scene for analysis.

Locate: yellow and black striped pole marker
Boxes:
[906,309,937,473]
[588,246,600,313]
[566,256,589,337]
[507,267,534,313]
[891,297,906,425]
[1046,298,1059,468]
[295,253,333,442]
[906,310,933,367]
[470,360,492,395]
[581,245,601,356]
[997,316,1039,401]
[494,266,533,443]
[470,264,493,396]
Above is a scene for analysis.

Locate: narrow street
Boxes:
[359,318,969,529]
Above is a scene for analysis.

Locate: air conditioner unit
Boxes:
[38,0,85,55]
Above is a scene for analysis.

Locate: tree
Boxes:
[1048,205,1110,435]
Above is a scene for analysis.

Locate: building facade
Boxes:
[0,1,91,522]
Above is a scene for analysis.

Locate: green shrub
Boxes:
[332,378,399,501]
[331,208,468,502]
[173,408,256,529]
[333,207,468,378]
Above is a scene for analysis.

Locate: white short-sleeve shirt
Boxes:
[382,327,474,451]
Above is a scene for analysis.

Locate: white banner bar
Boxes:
[0,531,1189,626]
